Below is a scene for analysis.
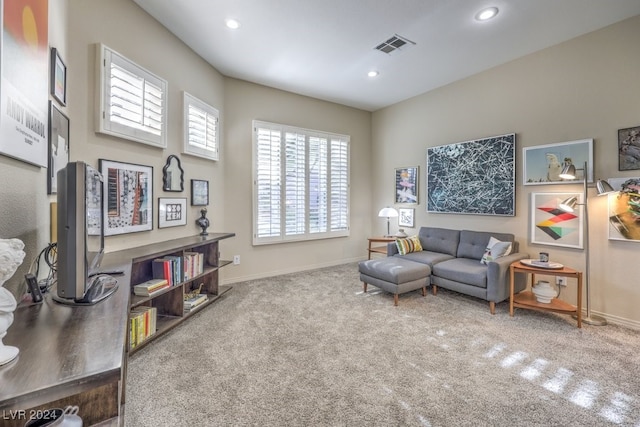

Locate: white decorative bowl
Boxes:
[532,281,556,304]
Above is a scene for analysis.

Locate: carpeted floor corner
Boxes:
[125,263,640,426]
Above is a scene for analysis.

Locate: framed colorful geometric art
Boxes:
[530,192,583,249]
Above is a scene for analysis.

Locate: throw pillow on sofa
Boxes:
[480,236,512,264]
[396,235,423,255]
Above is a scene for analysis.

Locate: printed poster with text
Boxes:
[1,0,49,167]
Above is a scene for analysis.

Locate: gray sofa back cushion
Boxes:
[418,227,460,256]
[457,230,516,260]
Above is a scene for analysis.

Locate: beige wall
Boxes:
[222,78,372,281]
[372,15,640,327]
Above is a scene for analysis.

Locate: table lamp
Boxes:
[378,207,398,237]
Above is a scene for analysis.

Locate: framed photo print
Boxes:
[50,47,66,106]
[191,179,209,206]
[618,125,640,171]
[48,102,69,194]
[398,208,414,228]
[99,159,153,236]
[395,167,418,204]
[606,177,640,242]
[530,192,583,249]
[523,139,593,185]
[158,198,187,228]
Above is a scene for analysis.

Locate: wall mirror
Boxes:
[163,155,184,192]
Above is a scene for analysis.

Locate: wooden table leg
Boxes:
[509,266,515,316]
[576,272,582,328]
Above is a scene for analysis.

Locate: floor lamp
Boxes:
[378,207,398,237]
[558,161,614,326]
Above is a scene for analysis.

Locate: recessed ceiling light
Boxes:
[368,70,379,78]
[225,19,240,29]
[475,7,499,21]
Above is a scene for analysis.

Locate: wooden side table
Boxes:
[509,261,583,328]
[367,236,396,259]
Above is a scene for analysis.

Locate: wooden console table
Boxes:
[509,261,582,328]
[367,236,396,259]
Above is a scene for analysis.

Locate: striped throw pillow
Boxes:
[396,236,423,255]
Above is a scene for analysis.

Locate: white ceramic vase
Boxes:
[532,280,556,304]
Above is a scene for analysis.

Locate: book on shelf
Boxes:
[133,278,170,296]
[183,251,204,281]
[152,258,173,286]
[129,306,157,350]
[183,293,208,311]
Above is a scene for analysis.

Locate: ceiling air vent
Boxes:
[374,34,416,55]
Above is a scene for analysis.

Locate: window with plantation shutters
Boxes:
[97,44,168,148]
[183,92,219,161]
[253,120,350,245]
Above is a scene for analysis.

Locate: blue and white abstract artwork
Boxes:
[427,133,515,216]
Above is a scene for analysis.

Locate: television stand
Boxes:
[52,274,119,306]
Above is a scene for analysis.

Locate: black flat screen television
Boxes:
[54,161,118,305]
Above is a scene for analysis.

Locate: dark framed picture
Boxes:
[50,47,67,106]
[395,166,418,204]
[158,198,187,228]
[191,179,209,206]
[618,125,640,171]
[99,159,153,236]
[48,102,69,194]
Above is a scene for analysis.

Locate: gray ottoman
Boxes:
[358,257,431,306]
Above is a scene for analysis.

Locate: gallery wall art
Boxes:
[395,166,418,204]
[99,159,153,236]
[606,177,640,242]
[618,126,640,171]
[523,139,593,185]
[530,192,583,249]
[426,133,515,216]
[0,0,49,167]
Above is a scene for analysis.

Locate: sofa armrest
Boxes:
[486,252,529,303]
[386,241,399,256]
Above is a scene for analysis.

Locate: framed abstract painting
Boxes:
[427,133,515,216]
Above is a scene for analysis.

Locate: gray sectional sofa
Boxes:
[383,227,529,313]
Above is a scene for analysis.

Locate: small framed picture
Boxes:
[191,179,209,206]
[50,47,67,106]
[395,166,418,204]
[48,102,69,194]
[158,198,187,228]
[618,125,640,171]
[398,208,415,228]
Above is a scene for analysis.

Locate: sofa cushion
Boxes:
[457,230,515,260]
[433,258,488,288]
[395,250,455,267]
[395,235,423,255]
[418,227,460,256]
[480,236,512,264]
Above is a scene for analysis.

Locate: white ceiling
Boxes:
[132,0,640,112]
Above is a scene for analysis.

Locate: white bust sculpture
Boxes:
[0,238,26,365]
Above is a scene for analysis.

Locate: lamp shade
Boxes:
[558,196,578,212]
[596,179,616,196]
[559,164,577,180]
[378,207,398,218]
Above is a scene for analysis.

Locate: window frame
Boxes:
[96,43,168,149]
[182,91,220,161]
[252,120,350,246]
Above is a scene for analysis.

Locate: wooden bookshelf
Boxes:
[126,233,235,353]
